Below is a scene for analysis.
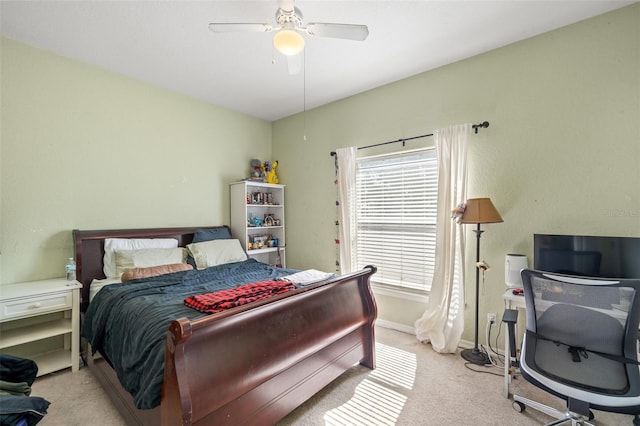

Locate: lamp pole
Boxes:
[461,223,490,365]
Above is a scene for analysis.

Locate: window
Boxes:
[355,148,437,292]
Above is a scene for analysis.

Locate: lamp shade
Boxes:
[460,198,503,224]
[273,29,305,56]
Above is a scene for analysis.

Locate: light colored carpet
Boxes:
[31,326,634,425]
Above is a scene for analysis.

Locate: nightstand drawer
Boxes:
[0,292,72,321]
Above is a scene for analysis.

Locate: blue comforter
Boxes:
[82,259,297,409]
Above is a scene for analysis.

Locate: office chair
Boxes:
[503,269,640,426]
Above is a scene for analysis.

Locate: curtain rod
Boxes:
[329,121,489,157]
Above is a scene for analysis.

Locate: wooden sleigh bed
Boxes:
[73,226,377,426]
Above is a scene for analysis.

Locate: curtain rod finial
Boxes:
[473,121,490,134]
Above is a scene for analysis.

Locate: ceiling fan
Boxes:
[208,0,369,74]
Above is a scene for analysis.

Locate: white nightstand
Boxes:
[0,278,82,376]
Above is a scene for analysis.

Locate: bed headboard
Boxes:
[73,226,230,312]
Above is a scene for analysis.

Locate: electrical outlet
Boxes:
[487,312,497,325]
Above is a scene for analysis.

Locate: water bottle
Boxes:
[66,258,76,281]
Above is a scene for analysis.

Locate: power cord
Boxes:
[482,316,504,368]
[463,314,507,375]
[464,345,503,376]
[461,341,503,376]
[488,316,505,362]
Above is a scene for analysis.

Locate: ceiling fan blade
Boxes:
[287,54,302,75]
[208,23,274,33]
[305,23,369,41]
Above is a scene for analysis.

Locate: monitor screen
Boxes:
[534,234,640,279]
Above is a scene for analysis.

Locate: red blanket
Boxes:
[184,280,296,314]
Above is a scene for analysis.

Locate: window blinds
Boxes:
[355,148,437,292]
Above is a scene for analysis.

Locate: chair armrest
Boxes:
[502,309,518,325]
[502,309,519,361]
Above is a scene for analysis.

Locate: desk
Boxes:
[503,289,525,398]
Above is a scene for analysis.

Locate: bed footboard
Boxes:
[162,265,377,426]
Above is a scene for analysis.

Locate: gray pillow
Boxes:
[192,227,231,243]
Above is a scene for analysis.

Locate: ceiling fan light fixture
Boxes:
[273,29,305,56]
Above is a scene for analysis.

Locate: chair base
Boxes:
[460,348,489,365]
[512,394,595,426]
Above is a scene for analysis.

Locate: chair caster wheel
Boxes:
[513,401,526,413]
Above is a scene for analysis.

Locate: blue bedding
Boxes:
[82,259,297,409]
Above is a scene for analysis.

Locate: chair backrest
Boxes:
[521,269,640,400]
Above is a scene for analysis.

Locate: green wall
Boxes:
[1,5,639,347]
[0,38,272,284]
[272,5,640,340]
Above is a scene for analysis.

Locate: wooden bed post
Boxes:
[163,318,193,426]
[360,265,378,370]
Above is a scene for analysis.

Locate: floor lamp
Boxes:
[460,197,503,365]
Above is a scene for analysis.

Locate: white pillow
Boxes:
[114,248,188,277]
[103,238,178,278]
[187,239,248,269]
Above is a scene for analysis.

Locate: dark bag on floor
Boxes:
[0,355,38,387]
[0,394,50,426]
[0,355,49,426]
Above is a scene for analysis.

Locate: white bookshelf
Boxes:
[230,181,286,267]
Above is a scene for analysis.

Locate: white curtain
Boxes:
[336,146,358,274]
[414,124,471,353]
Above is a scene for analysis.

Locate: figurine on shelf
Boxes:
[265,160,279,184]
[248,216,262,227]
[263,214,275,227]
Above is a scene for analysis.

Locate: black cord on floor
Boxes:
[463,362,504,376]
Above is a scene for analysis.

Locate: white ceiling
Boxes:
[1,1,635,121]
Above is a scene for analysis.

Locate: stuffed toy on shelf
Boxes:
[265,160,279,184]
